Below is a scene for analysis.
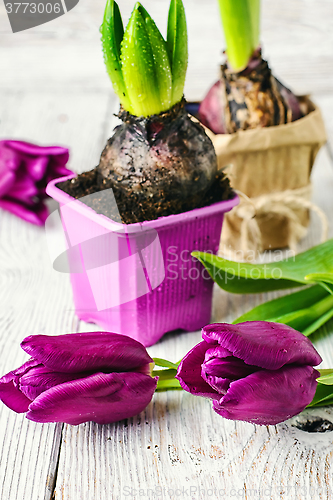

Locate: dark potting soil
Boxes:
[57,168,233,224]
[58,100,234,224]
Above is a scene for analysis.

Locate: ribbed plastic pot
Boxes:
[46,174,238,346]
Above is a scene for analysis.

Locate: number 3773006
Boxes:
[5,2,62,14]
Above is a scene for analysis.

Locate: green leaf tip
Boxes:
[101,0,188,117]
[101,0,133,113]
[167,0,188,105]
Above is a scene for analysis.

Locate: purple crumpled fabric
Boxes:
[0,140,72,225]
[0,332,157,425]
[176,321,322,425]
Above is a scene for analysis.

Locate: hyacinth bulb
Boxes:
[199,51,303,134]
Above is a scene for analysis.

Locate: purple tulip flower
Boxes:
[0,140,72,225]
[176,321,322,425]
[0,332,157,425]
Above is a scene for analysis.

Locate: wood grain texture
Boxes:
[0,0,332,499]
[53,144,333,500]
[0,90,115,499]
[1,0,333,99]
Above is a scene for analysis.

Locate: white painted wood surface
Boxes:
[0,1,333,499]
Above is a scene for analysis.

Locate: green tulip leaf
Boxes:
[101,0,133,113]
[136,4,172,111]
[121,4,162,116]
[305,272,333,294]
[308,382,333,408]
[317,370,333,386]
[305,272,333,284]
[234,285,333,337]
[192,239,333,294]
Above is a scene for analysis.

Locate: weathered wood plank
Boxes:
[0,0,333,99]
[0,89,116,499]
[0,1,333,498]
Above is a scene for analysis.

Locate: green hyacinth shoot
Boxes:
[101,0,188,117]
[218,0,260,72]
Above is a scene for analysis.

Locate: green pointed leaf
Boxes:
[101,0,133,113]
[234,286,333,337]
[192,239,333,294]
[121,4,162,116]
[302,305,333,337]
[136,5,172,111]
[167,0,188,105]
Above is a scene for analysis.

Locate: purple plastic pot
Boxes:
[46,174,238,346]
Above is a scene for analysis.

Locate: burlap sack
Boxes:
[205,98,327,254]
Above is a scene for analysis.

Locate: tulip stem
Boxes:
[152,359,183,391]
[155,378,183,391]
[153,358,180,369]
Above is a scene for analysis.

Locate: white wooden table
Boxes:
[0,1,333,498]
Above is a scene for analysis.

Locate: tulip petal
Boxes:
[3,140,68,159]
[201,345,258,394]
[26,372,157,425]
[201,374,230,394]
[0,359,40,413]
[0,141,72,225]
[0,198,48,225]
[19,365,93,401]
[203,346,258,379]
[0,144,20,197]
[213,365,320,425]
[45,153,71,184]
[7,175,39,204]
[0,380,32,413]
[24,156,48,181]
[0,170,16,199]
[202,322,322,370]
[201,346,259,395]
[21,332,153,373]
[176,341,220,398]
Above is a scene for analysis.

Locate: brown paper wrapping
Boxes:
[205,98,327,253]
